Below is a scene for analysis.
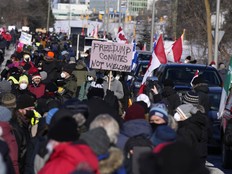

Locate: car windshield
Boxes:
[164,67,221,86]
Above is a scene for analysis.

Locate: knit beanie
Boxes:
[16,94,35,109]
[62,64,74,75]
[0,80,11,93]
[48,116,79,142]
[124,103,145,121]
[149,103,168,123]
[87,70,97,79]
[19,75,29,84]
[80,127,110,156]
[1,92,16,109]
[46,108,59,125]
[40,71,47,81]
[150,125,176,146]
[175,103,198,120]
[0,106,12,122]
[183,91,199,106]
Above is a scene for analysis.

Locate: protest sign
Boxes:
[19,32,32,45]
[90,41,133,72]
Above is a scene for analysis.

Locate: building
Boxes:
[127,0,148,16]
[52,2,91,20]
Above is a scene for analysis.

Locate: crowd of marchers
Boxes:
[0,30,231,174]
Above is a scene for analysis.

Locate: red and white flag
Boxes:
[142,42,146,51]
[166,34,184,63]
[138,35,167,94]
[81,27,85,36]
[116,26,128,43]
[190,70,199,87]
[93,25,98,39]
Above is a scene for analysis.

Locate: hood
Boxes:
[49,142,99,174]
[121,119,152,138]
[99,147,124,174]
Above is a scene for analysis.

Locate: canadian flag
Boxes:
[138,35,167,94]
[116,26,128,43]
[166,33,184,63]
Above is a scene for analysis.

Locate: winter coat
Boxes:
[224,119,232,146]
[103,79,124,99]
[78,81,91,101]
[0,122,19,174]
[162,86,181,115]
[38,142,100,174]
[10,112,31,174]
[116,119,152,150]
[62,74,78,98]
[218,68,228,83]
[0,139,15,174]
[72,62,88,87]
[193,84,211,114]
[41,59,60,84]
[24,136,48,174]
[28,83,46,99]
[86,97,121,128]
[98,147,126,174]
[176,111,208,164]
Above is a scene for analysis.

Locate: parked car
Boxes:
[221,89,232,168]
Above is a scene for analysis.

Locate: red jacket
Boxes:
[28,83,45,98]
[0,122,19,174]
[38,142,100,174]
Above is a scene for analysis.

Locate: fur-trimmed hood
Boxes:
[99,147,124,174]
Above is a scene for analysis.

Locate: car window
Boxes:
[164,67,221,86]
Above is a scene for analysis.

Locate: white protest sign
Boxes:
[19,32,32,45]
[90,41,133,72]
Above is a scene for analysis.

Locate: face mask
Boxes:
[115,75,120,80]
[174,112,181,121]
[184,60,188,63]
[150,123,167,132]
[61,72,66,78]
[20,83,28,90]
[87,76,94,81]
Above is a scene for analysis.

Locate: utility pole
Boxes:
[118,0,122,27]
[107,0,109,33]
[173,0,178,40]
[103,0,106,35]
[214,0,220,68]
[150,0,155,51]
[46,0,51,32]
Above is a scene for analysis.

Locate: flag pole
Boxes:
[108,71,112,90]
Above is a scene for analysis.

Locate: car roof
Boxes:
[160,63,215,69]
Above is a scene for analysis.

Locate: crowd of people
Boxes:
[0,30,227,174]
